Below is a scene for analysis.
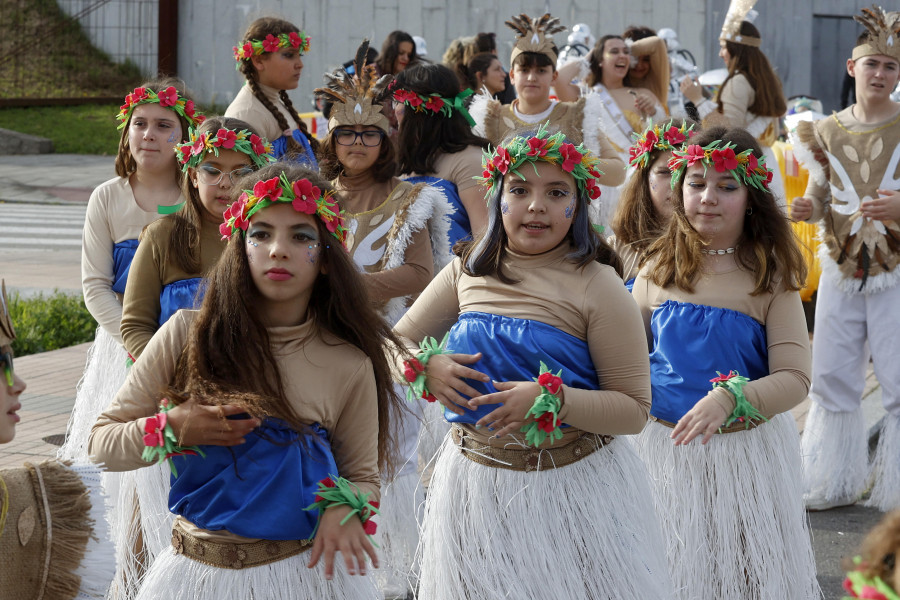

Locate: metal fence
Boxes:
[0,0,158,106]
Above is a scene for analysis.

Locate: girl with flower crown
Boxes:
[394,124,672,599]
[58,78,203,598]
[394,63,490,249]
[610,118,696,288]
[226,17,317,167]
[90,163,403,599]
[316,41,451,599]
[631,126,819,599]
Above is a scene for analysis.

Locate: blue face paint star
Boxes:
[564,199,575,219]
[501,201,510,215]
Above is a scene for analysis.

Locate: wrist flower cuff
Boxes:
[520,361,564,447]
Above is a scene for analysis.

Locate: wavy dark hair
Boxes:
[394,63,489,174]
[167,162,406,476]
[586,35,634,88]
[458,129,622,283]
[115,76,195,180]
[511,50,556,72]
[644,126,806,295]
[317,127,397,182]
[164,116,263,273]
[719,22,786,118]
[463,52,499,90]
[236,17,319,156]
[376,30,417,75]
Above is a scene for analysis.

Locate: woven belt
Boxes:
[171,521,313,569]
[650,415,762,434]
[450,424,612,472]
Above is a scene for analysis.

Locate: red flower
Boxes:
[763,169,773,186]
[232,45,242,60]
[491,147,512,174]
[587,180,602,200]
[859,586,887,600]
[841,577,855,596]
[644,130,659,147]
[629,145,641,165]
[558,143,583,172]
[190,134,207,156]
[241,42,253,58]
[291,179,320,214]
[319,477,336,488]
[142,414,166,447]
[527,137,548,157]
[482,169,492,178]
[663,126,686,146]
[184,99,196,119]
[127,87,148,106]
[369,501,379,510]
[407,93,423,108]
[424,95,444,113]
[219,222,232,239]
[403,361,419,382]
[685,144,706,167]
[537,373,563,394]
[288,31,303,49]
[746,153,758,173]
[213,128,237,149]
[363,519,377,535]
[157,86,178,107]
[422,392,437,403]
[314,494,324,503]
[709,370,737,384]
[711,147,738,172]
[253,177,283,202]
[536,412,561,433]
[249,134,267,156]
[262,34,281,53]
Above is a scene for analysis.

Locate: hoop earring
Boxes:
[746,207,753,216]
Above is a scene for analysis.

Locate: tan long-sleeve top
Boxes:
[429,145,484,195]
[81,176,173,342]
[225,82,298,145]
[89,309,380,543]
[394,242,651,448]
[334,172,433,304]
[119,216,224,359]
[632,264,811,418]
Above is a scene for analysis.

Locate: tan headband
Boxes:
[719,33,761,48]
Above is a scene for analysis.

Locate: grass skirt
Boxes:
[634,415,821,600]
[800,402,868,504]
[134,542,380,599]
[417,435,672,599]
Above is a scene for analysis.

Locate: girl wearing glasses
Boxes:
[316,43,451,599]
[121,116,272,360]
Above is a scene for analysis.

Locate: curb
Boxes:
[0,128,53,155]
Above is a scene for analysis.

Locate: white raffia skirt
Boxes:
[417,434,673,600]
[134,544,380,600]
[633,414,821,600]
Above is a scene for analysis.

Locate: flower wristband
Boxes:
[304,476,380,542]
[402,333,450,403]
[140,398,205,476]
[520,362,564,448]
[709,370,768,431]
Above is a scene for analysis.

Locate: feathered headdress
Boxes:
[852,5,900,62]
[315,39,393,134]
[506,13,567,66]
[720,0,761,48]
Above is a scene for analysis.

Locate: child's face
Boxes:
[682,164,748,248]
[0,348,26,444]
[648,152,675,222]
[849,54,900,104]
[190,149,254,221]
[500,161,577,255]
[334,125,383,176]
[128,103,183,174]
[255,48,304,90]
[245,204,323,322]
[510,63,557,105]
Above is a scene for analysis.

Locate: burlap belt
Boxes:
[650,415,762,434]
[450,424,613,472]
[171,520,313,569]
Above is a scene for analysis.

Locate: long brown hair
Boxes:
[114,76,194,180]
[166,116,263,273]
[168,163,405,476]
[719,22,787,117]
[645,126,806,295]
[236,17,319,156]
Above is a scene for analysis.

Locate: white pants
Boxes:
[808,273,900,414]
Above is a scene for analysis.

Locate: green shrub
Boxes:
[8,290,96,356]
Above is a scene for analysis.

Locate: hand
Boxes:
[632,89,657,116]
[424,353,490,415]
[680,75,703,103]
[165,397,260,447]
[670,395,729,446]
[862,190,900,221]
[469,380,543,438]
[307,505,378,579]
[790,196,814,222]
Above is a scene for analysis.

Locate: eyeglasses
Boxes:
[1,350,13,387]
[197,164,255,186]
[333,128,385,147]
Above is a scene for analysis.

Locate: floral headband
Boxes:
[477,122,603,202]
[628,120,696,169]
[175,127,274,171]
[391,86,476,126]
[116,86,205,130]
[220,173,349,247]
[233,31,311,67]
[667,139,774,192]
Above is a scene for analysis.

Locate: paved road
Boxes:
[0,202,85,250]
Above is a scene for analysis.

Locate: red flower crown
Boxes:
[233,31,311,67]
[391,86,476,126]
[668,140,774,192]
[628,120,696,169]
[116,86,205,130]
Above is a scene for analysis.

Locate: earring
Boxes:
[746,207,753,215]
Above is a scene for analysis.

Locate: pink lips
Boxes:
[266,268,292,281]
[7,403,20,423]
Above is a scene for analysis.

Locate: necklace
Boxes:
[701,247,735,255]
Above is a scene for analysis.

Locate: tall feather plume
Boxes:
[504,14,532,38]
[853,5,900,61]
[315,38,392,131]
